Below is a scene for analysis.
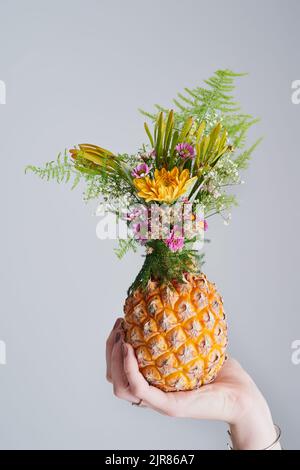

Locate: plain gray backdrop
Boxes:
[0,0,299,450]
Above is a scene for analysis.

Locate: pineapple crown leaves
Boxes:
[128,239,204,295]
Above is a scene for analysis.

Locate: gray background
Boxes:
[0,0,299,450]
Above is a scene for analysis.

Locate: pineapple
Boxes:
[124,273,227,392]
[26,71,258,393]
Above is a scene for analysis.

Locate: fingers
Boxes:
[122,343,230,419]
[106,317,123,382]
[110,331,139,403]
[122,343,149,398]
[108,329,238,422]
[122,343,172,414]
[106,318,140,403]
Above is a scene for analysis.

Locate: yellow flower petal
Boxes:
[134,167,196,203]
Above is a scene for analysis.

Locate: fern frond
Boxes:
[114,238,138,259]
[174,70,246,123]
[138,108,156,120]
[234,137,263,169]
[25,151,75,184]
[140,69,259,153]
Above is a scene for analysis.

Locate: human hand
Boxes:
[106,318,280,450]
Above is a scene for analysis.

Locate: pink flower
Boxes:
[125,208,143,221]
[132,163,151,178]
[175,143,195,160]
[165,226,184,252]
[199,218,208,231]
[133,221,148,245]
[139,149,156,162]
[150,149,156,159]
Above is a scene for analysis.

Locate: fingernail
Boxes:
[113,318,121,330]
[115,332,121,343]
[122,343,128,357]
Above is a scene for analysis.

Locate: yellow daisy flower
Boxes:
[134,167,196,203]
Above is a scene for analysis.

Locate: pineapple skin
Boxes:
[124,273,228,392]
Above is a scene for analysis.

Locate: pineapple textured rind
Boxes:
[124,273,227,392]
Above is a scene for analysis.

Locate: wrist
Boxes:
[228,386,280,450]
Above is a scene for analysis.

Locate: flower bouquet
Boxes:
[26,69,260,391]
